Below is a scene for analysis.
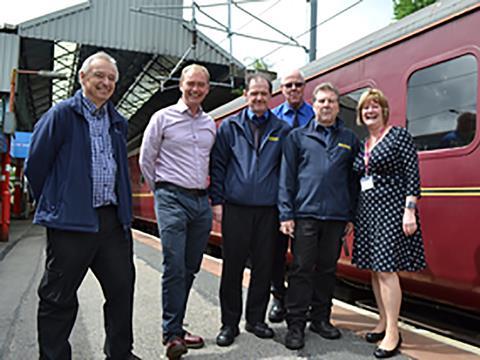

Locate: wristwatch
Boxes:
[405,201,416,209]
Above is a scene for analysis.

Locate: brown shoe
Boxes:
[183,331,204,349]
[165,337,187,360]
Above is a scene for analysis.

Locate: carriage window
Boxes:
[339,87,369,140]
[406,55,477,151]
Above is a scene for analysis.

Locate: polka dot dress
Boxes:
[352,126,426,272]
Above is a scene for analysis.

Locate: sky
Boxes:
[0,0,395,74]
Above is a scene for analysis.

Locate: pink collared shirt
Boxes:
[139,99,216,191]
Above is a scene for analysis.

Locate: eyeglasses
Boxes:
[91,71,117,82]
[282,82,305,89]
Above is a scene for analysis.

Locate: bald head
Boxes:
[280,69,306,109]
[281,69,305,84]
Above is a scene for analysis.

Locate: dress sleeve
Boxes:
[397,127,421,197]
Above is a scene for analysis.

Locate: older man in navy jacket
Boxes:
[210,74,291,347]
[25,52,138,360]
[279,82,359,350]
[268,69,315,323]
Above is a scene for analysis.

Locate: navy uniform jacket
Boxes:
[278,118,360,222]
[25,90,132,233]
[209,108,291,207]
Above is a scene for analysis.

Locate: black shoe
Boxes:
[245,322,274,339]
[268,298,286,323]
[366,331,386,343]
[285,327,305,350]
[374,335,402,359]
[106,353,142,360]
[305,309,312,322]
[216,325,240,347]
[310,321,341,340]
[127,354,142,360]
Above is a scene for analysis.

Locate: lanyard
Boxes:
[364,127,386,175]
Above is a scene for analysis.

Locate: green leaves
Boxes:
[393,0,437,20]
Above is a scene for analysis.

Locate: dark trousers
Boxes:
[270,232,289,300]
[286,218,345,329]
[220,203,278,326]
[37,206,135,360]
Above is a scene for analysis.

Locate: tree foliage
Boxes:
[393,0,437,20]
[248,58,270,71]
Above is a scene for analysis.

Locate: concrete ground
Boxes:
[1,221,477,359]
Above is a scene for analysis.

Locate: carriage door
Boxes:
[405,54,479,290]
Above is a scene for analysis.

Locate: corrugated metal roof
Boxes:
[0,33,20,93]
[17,0,243,69]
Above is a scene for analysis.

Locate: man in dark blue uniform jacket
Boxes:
[25,52,138,360]
[278,82,359,350]
[268,69,315,323]
[209,74,291,347]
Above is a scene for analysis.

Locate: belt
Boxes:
[96,204,117,211]
[155,181,207,197]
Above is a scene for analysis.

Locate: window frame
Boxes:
[338,80,376,138]
[402,46,480,159]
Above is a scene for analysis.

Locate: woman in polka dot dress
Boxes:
[352,89,426,359]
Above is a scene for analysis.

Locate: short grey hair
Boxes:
[78,51,119,82]
[312,82,339,102]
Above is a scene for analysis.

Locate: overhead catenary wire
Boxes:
[247,0,363,68]
[194,0,364,69]
[192,0,288,64]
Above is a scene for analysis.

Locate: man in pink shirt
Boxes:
[139,64,216,360]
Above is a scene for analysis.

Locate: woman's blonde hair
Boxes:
[356,88,390,126]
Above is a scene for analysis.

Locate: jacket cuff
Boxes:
[279,213,294,222]
[209,194,224,206]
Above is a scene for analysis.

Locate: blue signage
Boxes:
[10,131,32,159]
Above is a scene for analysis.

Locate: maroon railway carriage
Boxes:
[130,0,480,316]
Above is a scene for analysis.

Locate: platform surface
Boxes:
[0,222,478,359]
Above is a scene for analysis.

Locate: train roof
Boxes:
[209,0,480,120]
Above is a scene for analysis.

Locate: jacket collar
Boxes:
[231,108,278,129]
[70,90,124,125]
[302,117,344,147]
[306,116,344,132]
[230,108,282,150]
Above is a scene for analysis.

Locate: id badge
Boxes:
[360,176,374,191]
